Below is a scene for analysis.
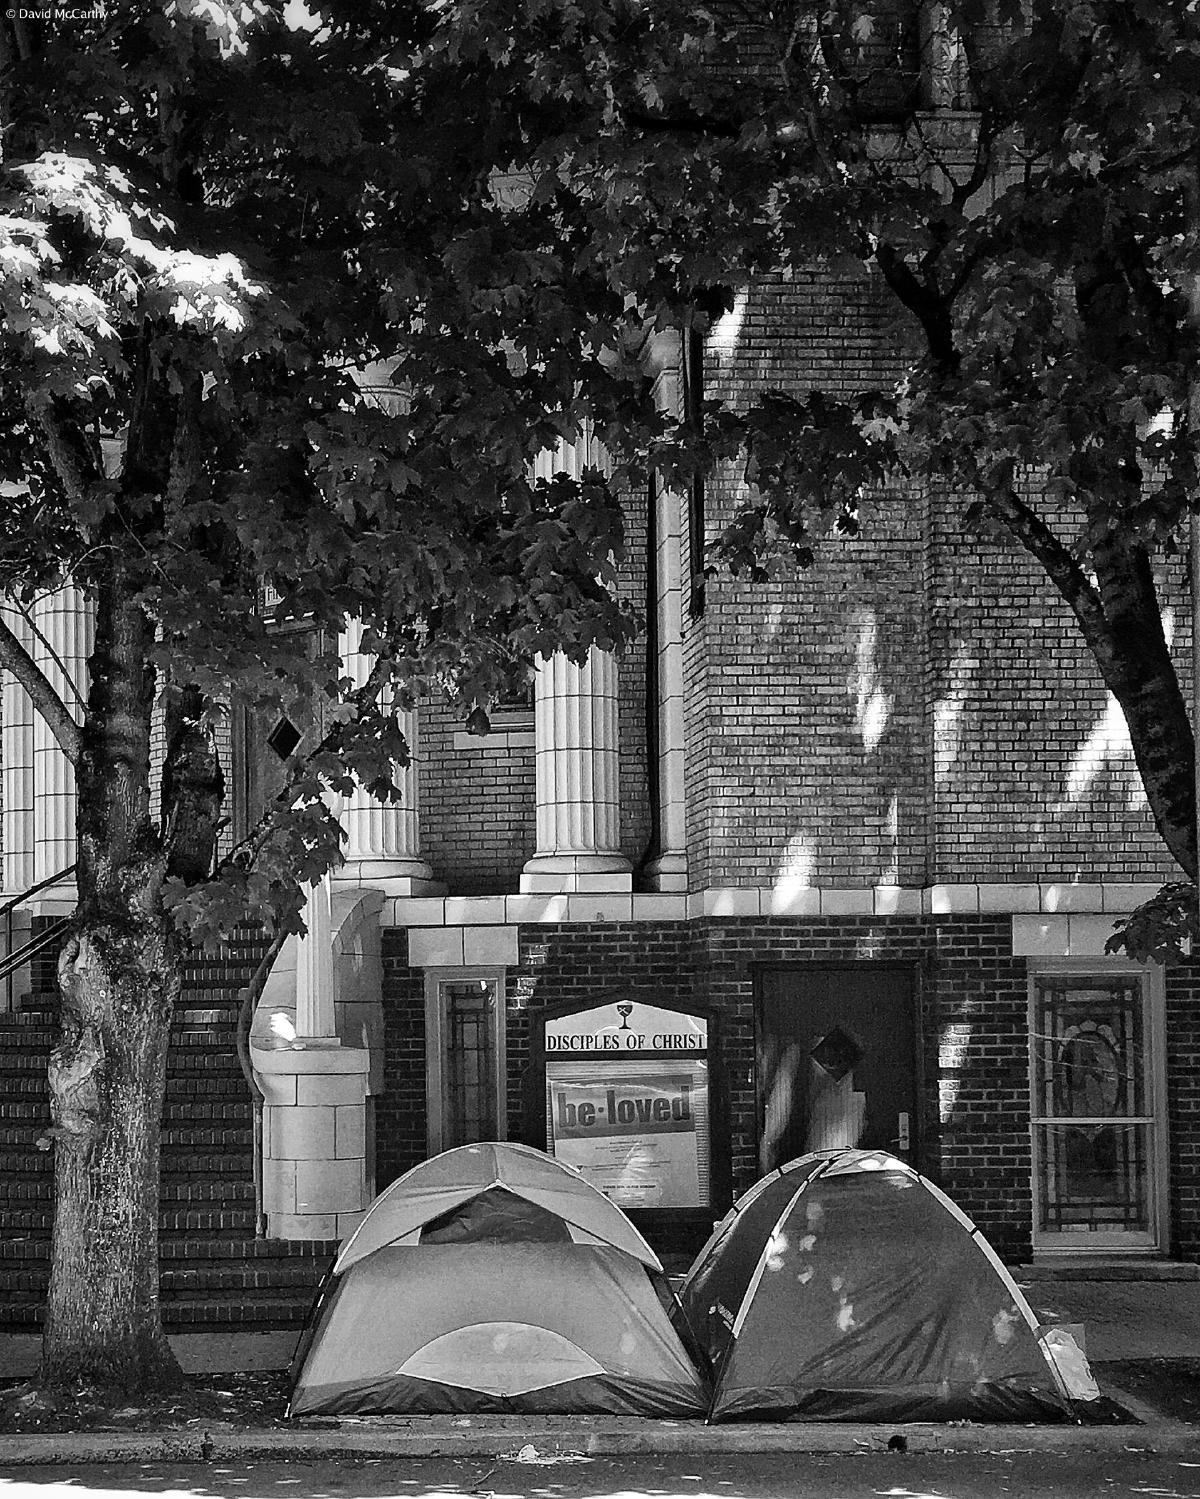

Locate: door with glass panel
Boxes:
[425,969,506,1154]
[757,965,918,1173]
[1029,964,1166,1254]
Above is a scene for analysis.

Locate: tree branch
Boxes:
[981,483,1113,655]
[874,241,958,370]
[0,610,83,763]
[622,108,741,138]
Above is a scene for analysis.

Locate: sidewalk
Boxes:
[1,1414,1197,1465]
[1018,1274,1200,1361]
[2,1272,1198,1464]
[6,1272,1194,1378]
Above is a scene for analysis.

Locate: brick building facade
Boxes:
[2,272,1195,1290]
[356,277,1195,1269]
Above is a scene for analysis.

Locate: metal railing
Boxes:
[0,864,75,1012]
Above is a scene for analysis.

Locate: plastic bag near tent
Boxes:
[288,1141,707,1418]
[676,1148,1078,1423]
[1040,1326,1101,1402]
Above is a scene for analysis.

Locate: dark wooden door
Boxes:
[756,966,918,1174]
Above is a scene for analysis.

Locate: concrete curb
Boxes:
[0,1418,1196,1465]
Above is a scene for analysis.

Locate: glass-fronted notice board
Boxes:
[530,997,727,1252]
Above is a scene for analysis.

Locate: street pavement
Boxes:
[2,1452,1200,1499]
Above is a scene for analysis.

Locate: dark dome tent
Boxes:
[676,1149,1076,1423]
[288,1141,708,1418]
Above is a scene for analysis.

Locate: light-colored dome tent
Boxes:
[676,1149,1079,1423]
[288,1141,708,1418]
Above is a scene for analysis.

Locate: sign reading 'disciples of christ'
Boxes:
[544,1001,709,1209]
[544,1001,708,1054]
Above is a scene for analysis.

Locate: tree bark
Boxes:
[1091,529,1197,879]
[39,563,183,1392]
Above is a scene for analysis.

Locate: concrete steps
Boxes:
[0,930,330,1331]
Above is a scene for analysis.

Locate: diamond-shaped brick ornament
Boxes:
[811,1025,864,1082]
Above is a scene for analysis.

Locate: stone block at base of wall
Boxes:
[255,1042,371,1241]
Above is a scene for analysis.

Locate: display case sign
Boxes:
[544,1001,710,1210]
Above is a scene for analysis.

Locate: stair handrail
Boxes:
[0,918,70,988]
[0,862,76,922]
[1,864,75,1013]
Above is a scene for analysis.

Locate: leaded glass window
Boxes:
[1030,971,1160,1246]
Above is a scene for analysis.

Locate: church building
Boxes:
[1,302,1195,1298]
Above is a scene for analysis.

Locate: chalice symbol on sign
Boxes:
[616,1002,634,1031]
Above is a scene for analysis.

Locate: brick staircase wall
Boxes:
[0,928,334,1332]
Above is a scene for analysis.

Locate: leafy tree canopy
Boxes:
[0,0,655,940]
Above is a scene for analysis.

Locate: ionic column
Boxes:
[336,619,439,895]
[295,872,337,1041]
[521,431,631,894]
[2,604,35,899]
[641,331,689,893]
[31,586,92,890]
[1,605,35,1008]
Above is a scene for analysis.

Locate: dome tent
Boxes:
[676,1149,1076,1423]
[288,1142,707,1418]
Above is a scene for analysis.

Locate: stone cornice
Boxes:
[379,882,1162,928]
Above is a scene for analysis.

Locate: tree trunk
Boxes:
[1090,531,1197,880]
[40,929,182,1389]
[39,567,183,1392]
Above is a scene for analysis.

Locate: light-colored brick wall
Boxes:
[688,269,927,889]
[680,266,1188,889]
[928,492,1184,882]
[418,484,651,895]
[691,493,929,889]
[418,698,537,895]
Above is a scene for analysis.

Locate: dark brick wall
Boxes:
[1167,957,1200,1260]
[381,916,1200,1262]
[928,918,1033,1259]
[378,917,1200,1262]
[376,928,426,1189]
